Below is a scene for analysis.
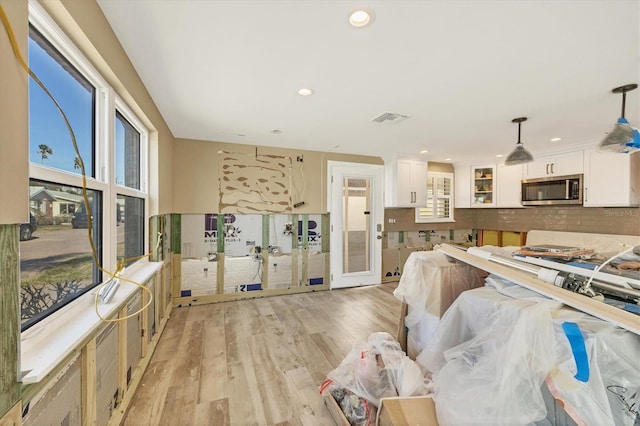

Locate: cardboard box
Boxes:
[324,394,439,426]
[378,396,439,426]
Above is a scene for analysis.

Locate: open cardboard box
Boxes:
[378,396,438,426]
[324,303,439,425]
[324,394,439,426]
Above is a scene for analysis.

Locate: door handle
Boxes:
[550,163,555,174]
[546,164,550,174]
[376,235,382,240]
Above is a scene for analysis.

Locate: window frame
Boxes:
[23,1,150,330]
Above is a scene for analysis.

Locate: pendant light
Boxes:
[505,117,534,165]
[598,83,640,153]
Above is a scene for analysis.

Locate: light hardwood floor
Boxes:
[123,283,401,426]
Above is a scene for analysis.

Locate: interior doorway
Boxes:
[328,161,384,289]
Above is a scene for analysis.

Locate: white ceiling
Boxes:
[97,0,640,164]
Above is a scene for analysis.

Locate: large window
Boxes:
[20,5,149,330]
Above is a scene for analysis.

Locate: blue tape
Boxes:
[562,322,589,382]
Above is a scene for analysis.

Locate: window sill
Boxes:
[20,261,163,384]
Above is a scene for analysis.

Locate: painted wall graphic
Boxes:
[218,151,292,213]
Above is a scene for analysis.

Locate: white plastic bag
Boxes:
[320,332,430,408]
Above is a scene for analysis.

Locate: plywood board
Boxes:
[438,244,640,335]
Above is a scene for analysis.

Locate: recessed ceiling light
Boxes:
[444,158,451,161]
[551,137,562,142]
[271,129,282,134]
[420,150,429,154]
[349,9,374,27]
[496,154,504,158]
[297,88,314,96]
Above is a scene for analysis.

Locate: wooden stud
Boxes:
[141,282,150,358]
[0,225,20,418]
[217,253,225,295]
[82,337,97,426]
[0,401,21,426]
[170,214,181,254]
[117,305,128,405]
[262,215,270,289]
[301,214,309,286]
[291,214,299,287]
[173,284,331,307]
[154,275,161,341]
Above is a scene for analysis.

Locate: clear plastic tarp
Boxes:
[417,275,640,425]
[393,250,486,358]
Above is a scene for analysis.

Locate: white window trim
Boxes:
[22,1,153,383]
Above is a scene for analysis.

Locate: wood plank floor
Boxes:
[122,283,401,426]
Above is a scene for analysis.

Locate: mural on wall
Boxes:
[218,151,292,213]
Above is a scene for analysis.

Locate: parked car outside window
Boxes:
[20,213,38,241]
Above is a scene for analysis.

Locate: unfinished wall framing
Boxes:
[176,213,330,306]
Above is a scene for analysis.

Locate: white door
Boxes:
[328,161,384,289]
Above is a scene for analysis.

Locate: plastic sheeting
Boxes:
[320,332,430,409]
[393,250,485,358]
[417,275,640,426]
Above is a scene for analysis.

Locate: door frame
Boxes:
[327,161,384,289]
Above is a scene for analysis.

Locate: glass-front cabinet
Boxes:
[471,165,496,207]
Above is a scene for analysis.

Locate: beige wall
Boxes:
[173,138,383,214]
[35,0,175,215]
[0,0,29,225]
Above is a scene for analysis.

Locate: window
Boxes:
[115,110,146,266]
[28,26,95,176]
[20,4,148,331]
[415,172,454,223]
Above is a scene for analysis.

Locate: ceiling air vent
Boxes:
[371,112,410,124]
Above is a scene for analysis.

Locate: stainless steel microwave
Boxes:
[521,174,583,206]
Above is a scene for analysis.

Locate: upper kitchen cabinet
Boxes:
[525,151,583,178]
[496,164,524,207]
[583,149,640,207]
[471,165,496,207]
[386,158,427,207]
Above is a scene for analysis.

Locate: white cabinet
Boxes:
[471,165,496,207]
[454,163,471,208]
[583,149,640,207]
[525,151,583,178]
[387,159,427,207]
[496,164,524,207]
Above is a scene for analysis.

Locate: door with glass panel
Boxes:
[328,162,383,289]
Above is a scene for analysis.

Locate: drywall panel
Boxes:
[218,152,291,213]
[95,322,118,426]
[23,355,81,426]
[126,293,142,387]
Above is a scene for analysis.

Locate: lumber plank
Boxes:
[438,243,640,335]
